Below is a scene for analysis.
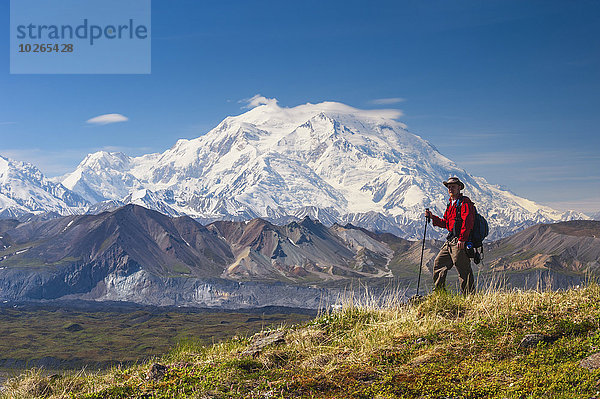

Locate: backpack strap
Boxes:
[452,196,463,239]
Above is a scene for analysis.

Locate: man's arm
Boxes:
[425,209,447,229]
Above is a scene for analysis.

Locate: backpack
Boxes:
[452,196,489,264]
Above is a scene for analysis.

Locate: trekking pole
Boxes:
[416,208,430,297]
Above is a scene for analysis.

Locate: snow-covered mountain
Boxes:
[0,155,88,218]
[54,100,585,239]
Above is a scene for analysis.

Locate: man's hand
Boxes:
[424,209,433,219]
[457,240,465,250]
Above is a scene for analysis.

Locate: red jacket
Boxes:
[431,195,474,241]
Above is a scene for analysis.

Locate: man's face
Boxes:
[447,183,460,198]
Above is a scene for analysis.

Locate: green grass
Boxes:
[0,252,80,269]
[0,242,34,257]
[0,258,48,268]
[4,285,600,398]
[164,262,192,276]
[98,237,114,253]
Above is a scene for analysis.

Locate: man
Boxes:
[425,176,475,294]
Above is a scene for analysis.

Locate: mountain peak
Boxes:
[80,151,131,168]
[0,155,88,217]
[1,101,587,240]
[0,155,31,174]
[56,100,587,238]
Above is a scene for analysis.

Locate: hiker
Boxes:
[424,177,475,294]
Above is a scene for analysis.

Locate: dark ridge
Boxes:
[548,220,600,238]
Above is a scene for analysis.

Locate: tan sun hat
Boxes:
[443,176,465,190]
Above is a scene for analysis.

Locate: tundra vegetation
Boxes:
[3,284,600,398]
[0,306,313,383]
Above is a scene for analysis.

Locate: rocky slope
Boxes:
[483,220,600,275]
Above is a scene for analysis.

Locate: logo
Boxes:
[10,0,151,74]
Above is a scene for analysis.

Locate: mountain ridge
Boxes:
[485,220,600,274]
[56,101,590,239]
[0,204,424,307]
[0,204,597,308]
[0,155,88,218]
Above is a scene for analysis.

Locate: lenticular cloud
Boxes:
[86,114,129,125]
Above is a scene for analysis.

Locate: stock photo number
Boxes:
[18,43,74,53]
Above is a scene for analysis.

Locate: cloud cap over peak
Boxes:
[240,94,279,109]
[238,96,404,122]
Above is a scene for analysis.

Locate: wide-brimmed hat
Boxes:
[443,176,465,190]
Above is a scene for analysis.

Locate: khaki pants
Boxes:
[433,237,475,294]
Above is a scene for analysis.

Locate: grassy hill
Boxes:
[4,284,600,398]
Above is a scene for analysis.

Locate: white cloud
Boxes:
[239,94,278,109]
[458,149,600,168]
[298,101,404,122]
[369,97,405,105]
[236,96,405,126]
[542,197,600,214]
[86,113,129,125]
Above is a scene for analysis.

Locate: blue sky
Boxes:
[1,0,599,213]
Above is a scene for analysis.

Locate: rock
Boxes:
[579,353,600,370]
[146,363,168,380]
[241,330,286,357]
[519,333,558,348]
[415,337,428,345]
[65,323,84,332]
[519,334,545,348]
